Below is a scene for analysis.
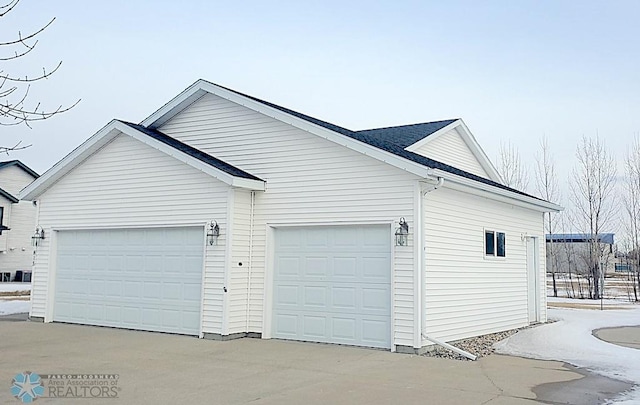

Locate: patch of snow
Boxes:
[0,299,30,315]
[0,283,32,293]
[495,304,640,404]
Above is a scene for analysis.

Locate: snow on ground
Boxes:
[0,282,32,293]
[0,300,30,315]
[495,301,640,404]
[0,283,32,315]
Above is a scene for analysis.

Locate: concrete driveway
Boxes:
[0,319,630,404]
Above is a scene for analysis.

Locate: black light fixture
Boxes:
[395,217,409,246]
[207,220,220,245]
[31,226,45,247]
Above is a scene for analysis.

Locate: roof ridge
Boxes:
[356,119,458,133]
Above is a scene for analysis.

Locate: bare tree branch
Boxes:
[534,136,561,296]
[496,140,529,192]
[569,135,617,299]
[0,0,79,140]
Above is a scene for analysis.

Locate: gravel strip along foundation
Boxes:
[422,329,523,361]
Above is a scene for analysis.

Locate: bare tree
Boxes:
[534,136,561,296]
[0,0,78,151]
[497,140,529,192]
[569,135,617,299]
[623,136,640,301]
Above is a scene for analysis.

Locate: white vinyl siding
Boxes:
[227,189,252,334]
[159,93,419,347]
[422,186,546,343]
[0,165,36,196]
[410,129,489,178]
[31,134,229,335]
[0,165,37,274]
[0,201,36,270]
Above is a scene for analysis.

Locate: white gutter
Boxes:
[427,168,562,213]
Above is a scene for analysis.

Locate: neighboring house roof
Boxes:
[19,120,266,200]
[546,233,615,244]
[0,187,18,203]
[120,122,263,181]
[355,120,458,149]
[0,160,39,179]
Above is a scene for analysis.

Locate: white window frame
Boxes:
[484,229,506,259]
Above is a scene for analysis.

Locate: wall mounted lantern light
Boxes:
[31,226,45,247]
[395,217,409,246]
[207,220,220,245]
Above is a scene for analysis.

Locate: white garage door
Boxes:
[54,227,203,335]
[273,225,391,349]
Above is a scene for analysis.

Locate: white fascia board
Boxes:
[404,120,460,152]
[141,84,208,128]
[141,80,433,179]
[427,168,563,213]
[19,120,123,201]
[454,120,503,183]
[231,177,266,191]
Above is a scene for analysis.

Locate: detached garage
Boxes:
[21,80,561,353]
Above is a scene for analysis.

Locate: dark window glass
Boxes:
[497,232,506,257]
[485,231,495,255]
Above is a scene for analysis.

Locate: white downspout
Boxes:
[421,333,477,361]
[245,191,255,333]
[420,176,476,361]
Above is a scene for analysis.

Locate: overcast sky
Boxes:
[3,0,639,209]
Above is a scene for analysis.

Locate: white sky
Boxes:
[3,0,639,221]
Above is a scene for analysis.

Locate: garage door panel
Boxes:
[273,225,391,349]
[275,284,300,306]
[277,257,301,277]
[334,257,357,277]
[332,287,356,309]
[54,227,203,335]
[362,257,392,281]
[302,315,326,337]
[302,286,327,307]
[274,313,298,336]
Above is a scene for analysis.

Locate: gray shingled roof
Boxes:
[356,120,457,148]
[120,121,264,182]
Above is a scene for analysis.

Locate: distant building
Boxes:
[546,233,615,276]
[0,160,39,282]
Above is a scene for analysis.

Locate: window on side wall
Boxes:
[485,230,506,258]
